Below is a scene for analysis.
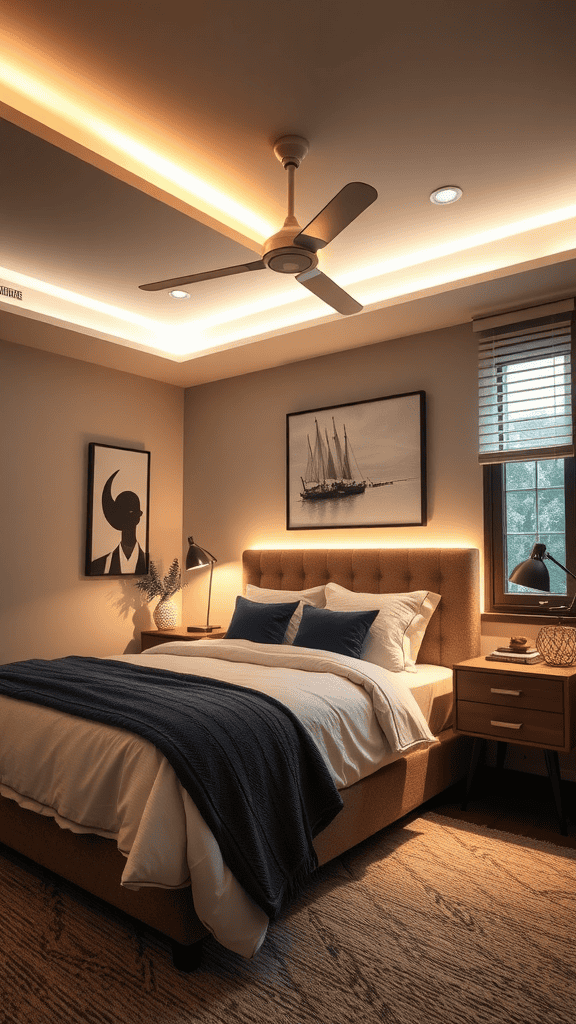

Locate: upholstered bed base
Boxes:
[0,548,480,969]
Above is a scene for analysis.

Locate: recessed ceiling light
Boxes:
[169,289,190,299]
[430,186,463,205]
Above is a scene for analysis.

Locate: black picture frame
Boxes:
[85,443,150,576]
[286,391,426,530]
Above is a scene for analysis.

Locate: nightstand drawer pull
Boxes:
[490,688,522,696]
[490,720,522,730]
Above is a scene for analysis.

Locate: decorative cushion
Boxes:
[292,604,379,659]
[245,584,326,644]
[226,596,300,644]
[324,583,441,672]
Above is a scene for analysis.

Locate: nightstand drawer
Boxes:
[456,670,563,713]
[457,701,564,747]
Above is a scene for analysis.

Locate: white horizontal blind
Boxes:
[476,300,575,465]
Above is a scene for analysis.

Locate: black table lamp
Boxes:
[185,537,220,632]
[509,542,576,612]
[509,542,576,665]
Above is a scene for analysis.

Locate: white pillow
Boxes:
[244,584,326,644]
[324,582,440,672]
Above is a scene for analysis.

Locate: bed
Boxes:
[0,547,480,970]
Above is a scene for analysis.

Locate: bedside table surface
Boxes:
[455,655,576,679]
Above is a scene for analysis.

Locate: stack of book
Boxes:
[485,644,543,665]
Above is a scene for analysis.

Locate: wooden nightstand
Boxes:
[454,656,576,834]
[141,628,227,651]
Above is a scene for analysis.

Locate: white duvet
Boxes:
[0,640,435,957]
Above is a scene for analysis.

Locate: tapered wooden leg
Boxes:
[544,749,567,836]
[462,738,485,810]
[496,741,507,771]
[171,938,204,972]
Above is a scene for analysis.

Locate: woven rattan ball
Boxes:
[536,624,576,666]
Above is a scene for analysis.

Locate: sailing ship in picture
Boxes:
[301,418,366,500]
[287,392,427,530]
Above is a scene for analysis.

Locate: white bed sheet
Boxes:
[0,640,439,957]
[399,664,454,735]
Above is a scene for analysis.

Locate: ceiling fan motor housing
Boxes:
[262,213,318,275]
[264,247,316,274]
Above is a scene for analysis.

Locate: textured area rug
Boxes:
[1,811,575,1024]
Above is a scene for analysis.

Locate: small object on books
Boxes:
[486,648,543,664]
[507,635,530,652]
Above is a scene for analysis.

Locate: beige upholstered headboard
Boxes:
[243,548,480,669]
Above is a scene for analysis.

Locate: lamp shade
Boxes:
[185,537,215,570]
[508,543,550,591]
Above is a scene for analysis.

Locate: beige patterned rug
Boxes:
[1,810,575,1024]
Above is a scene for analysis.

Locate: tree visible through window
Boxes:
[504,459,566,596]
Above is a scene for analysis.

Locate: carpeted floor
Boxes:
[1,792,575,1024]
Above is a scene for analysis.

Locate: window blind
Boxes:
[475,298,575,465]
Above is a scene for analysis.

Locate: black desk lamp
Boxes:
[509,542,576,665]
[185,537,220,632]
[509,542,576,613]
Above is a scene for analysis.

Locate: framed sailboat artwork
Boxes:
[286,391,427,530]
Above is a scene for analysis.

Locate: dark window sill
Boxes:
[482,610,576,625]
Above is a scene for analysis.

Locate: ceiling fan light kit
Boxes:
[140,135,378,316]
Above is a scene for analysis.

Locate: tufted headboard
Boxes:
[243,548,480,670]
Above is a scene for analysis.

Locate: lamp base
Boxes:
[187,625,221,633]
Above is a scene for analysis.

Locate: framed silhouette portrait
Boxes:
[85,443,150,576]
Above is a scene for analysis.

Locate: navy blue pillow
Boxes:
[292,604,379,659]
[226,595,300,644]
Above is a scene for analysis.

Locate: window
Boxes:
[476,299,575,615]
[485,457,576,613]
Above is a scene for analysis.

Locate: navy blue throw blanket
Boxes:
[0,656,343,919]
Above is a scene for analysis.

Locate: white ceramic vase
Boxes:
[153,597,178,629]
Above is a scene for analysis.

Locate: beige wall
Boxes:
[0,338,184,662]
[182,321,485,629]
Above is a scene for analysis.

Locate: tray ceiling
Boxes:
[0,0,574,386]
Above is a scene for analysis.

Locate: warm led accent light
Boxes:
[0,57,275,243]
[0,264,157,329]
[343,203,576,285]
[169,290,190,299]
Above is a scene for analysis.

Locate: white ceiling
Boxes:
[0,0,574,387]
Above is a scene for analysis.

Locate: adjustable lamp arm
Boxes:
[205,560,214,630]
[542,551,576,616]
[543,551,576,582]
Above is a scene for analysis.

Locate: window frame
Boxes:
[484,457,576,615]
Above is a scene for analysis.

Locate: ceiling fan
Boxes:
[139,135,378,316]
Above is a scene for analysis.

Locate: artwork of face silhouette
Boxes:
[102,470,143,557]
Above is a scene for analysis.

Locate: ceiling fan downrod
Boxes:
[262,136,316,276]
[273,135,309,218]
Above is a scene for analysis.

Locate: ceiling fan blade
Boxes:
[139,260,266,291]
[296,268,363,315]
[293,182,378,253]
